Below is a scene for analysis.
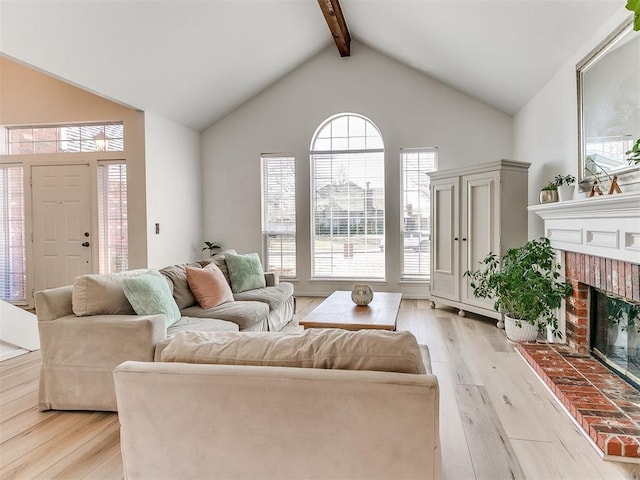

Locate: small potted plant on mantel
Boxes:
[554,174,576,201]
[464,237,573,342]
[539,181,558,204]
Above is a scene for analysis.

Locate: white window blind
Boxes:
[401,148,437,280]
[310,114,385,279]
[97,161,128,273]
[261,155,296,277]
[0,165,26,302]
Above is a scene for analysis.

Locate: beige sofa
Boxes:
[35,251,295,411]
[114,329,442,480]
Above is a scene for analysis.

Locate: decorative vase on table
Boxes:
[351,284,374,306]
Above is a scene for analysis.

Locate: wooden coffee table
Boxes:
[299,290,402,331]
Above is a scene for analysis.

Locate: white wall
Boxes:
[514,7,632,239]
[145,112,202,268]
[202,41,513,297]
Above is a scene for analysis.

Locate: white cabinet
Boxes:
[428,160,530,325]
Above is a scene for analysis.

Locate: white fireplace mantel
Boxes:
[528,191,640,264]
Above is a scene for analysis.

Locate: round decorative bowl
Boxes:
[351,284,374,306]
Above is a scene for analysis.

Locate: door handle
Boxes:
[81,242,90,247]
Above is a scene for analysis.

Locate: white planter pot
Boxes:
[557,185,575,202]
[504,314,539,342]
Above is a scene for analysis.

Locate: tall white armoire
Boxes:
[428,159,530,326]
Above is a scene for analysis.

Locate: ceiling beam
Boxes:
[317,0,351,57]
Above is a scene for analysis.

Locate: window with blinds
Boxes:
[400,148,437,280]
[97,161,128,273]
[310,114,385,279]
[0,165,26,302]
[261,155,296,278]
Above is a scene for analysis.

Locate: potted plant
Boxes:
[539,181,558,204]
[202,241,222,257]
[464,237,573,342]
[554,174,576,201]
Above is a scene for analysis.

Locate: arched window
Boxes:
[310,113,385,279]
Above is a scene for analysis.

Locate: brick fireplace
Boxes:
[564,252,640,355]
[526,192,640,461]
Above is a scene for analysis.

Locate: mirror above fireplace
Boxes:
[577,19,640,189]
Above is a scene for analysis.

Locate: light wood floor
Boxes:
[2,297,640,479]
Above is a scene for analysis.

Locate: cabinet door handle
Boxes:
[462,238,467,241]
[454,237,459,241]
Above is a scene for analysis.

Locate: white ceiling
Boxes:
[0,0,624,131]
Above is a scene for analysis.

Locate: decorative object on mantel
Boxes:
[351,284,374,306]
[464,237,572,342]
[539,181,558,203]
[608,175,623,194]
[589,180,604,197]
[554,174,576,201]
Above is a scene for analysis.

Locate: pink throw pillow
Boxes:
[186,263,234,309]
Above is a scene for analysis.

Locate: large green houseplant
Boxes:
[464,237,572,341]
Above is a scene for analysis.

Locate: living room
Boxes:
[1,1,640,479]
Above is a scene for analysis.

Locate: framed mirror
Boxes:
[577,19,640,189]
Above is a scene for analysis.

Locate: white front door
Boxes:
[31,164,92,292]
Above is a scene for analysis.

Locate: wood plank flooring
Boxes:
[2,297,640,479]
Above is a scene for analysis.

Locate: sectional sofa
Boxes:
[35,250,295,411]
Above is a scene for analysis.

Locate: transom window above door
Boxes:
[310,113,385,280]
[4,122,124,155]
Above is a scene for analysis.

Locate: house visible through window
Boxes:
[0,165,26,302]
[310,113,385,279]
[400,148,437,280]
[261,155,296,277]
[97,161,128,273]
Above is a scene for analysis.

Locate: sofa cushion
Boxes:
[233,282,294,310]
[159,263,201,310]
[72,269,147,316]
[186,263,234,309]
[180,300,269,331]
[161,329,426,374]
[199,249,237,285]
[225,252,266,293]
[123,270,181,327]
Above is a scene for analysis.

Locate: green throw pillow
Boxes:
[122,270,181,327]
[225,252,266,293]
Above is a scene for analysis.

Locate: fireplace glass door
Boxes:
[591,289,640,388]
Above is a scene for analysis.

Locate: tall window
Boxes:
[0,165,26,302]
[401,148,437,280]
[310,113,385,279]
[261,155,296,277]
[97,161,128,273]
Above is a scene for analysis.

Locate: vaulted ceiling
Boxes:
[0,0,624,131]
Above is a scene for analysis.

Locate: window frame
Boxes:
[0,164,26,303]
[400,147,437,282]
[310,113,385,280]
[260,154,296,279]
